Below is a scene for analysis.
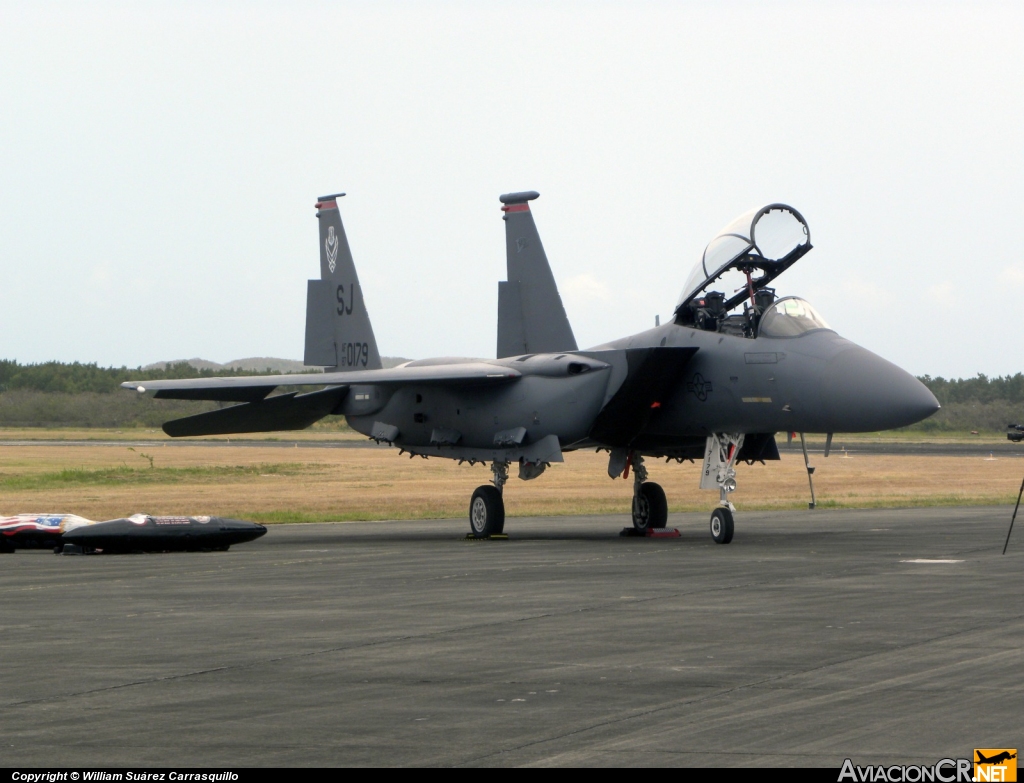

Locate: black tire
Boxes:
[710,507,734,544]
[632,482,669,531]
[469,485,505,538]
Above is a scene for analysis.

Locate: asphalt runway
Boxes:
[3,507,1022,767]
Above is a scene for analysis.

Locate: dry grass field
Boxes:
[1,439,1022,523]
[0,425,365,442]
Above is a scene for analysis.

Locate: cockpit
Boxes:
[674,204,825,339]
[757,297,832,338]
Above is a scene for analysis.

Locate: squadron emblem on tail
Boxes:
[325,225,339,273]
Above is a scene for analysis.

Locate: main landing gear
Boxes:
[629,454,668,533]
[469,461,508,538]
[705,433,744,544]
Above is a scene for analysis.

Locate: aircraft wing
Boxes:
[121,363,522,402]
[123,363,523,438]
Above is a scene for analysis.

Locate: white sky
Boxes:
[1,1,1022,378]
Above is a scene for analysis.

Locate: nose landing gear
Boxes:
[710,506,734,544]
[703,433,745,544]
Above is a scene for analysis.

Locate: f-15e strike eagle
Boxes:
[123,192,939,541]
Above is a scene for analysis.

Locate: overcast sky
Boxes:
[1,1,1021,378]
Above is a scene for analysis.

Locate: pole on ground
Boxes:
[1002,476,1024,555]
[800,432,816,510]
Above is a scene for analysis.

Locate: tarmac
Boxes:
[2,506,1022,767]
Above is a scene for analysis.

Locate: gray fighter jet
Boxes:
[123,192,939,542]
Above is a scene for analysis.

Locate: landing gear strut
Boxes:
[468,461,508,538]
[705,433,744,544]
[629,454,668,532]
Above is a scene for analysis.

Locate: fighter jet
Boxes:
[122,192,939,542]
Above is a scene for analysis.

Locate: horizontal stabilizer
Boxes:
[163,386,348,437]
[589,347,699,447]
[153,386,274,403]
[124,362,521,401]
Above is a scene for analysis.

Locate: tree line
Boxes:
[0,360,326,429]
[917,373,1024,405]
[0,360,297,395]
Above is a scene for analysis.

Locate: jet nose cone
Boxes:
[821,347,939,431]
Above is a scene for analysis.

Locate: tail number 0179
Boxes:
[340,342,369,367]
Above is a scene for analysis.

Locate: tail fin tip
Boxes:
[500,191,540,208]
[313,191,346,208]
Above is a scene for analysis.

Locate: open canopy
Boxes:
[675,204,811,316]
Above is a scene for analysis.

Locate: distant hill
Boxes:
[143,356,413,372]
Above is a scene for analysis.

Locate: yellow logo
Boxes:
[975,749,1017,782]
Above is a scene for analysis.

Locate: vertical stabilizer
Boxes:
[304,193,383,371]
[497,191,577,358]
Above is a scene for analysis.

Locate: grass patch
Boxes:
[0,463,318,491]
[1,444,1019,524]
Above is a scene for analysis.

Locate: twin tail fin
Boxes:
[497,191,577,358]
[303,193,383,371]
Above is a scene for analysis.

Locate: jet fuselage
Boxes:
[343,321,938,458]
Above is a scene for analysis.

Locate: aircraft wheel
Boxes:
[632,482,668,531]
[710,507,734,544]
[469,485,505,538]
